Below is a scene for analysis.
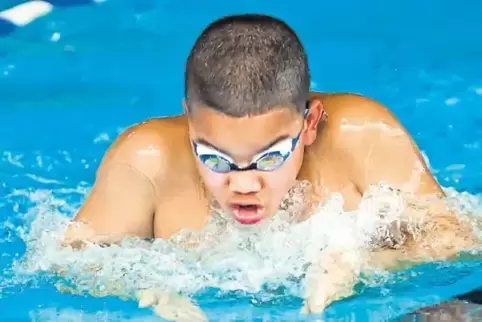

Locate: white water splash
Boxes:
[2,177,482,316]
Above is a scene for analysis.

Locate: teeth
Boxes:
[231,204,264,216]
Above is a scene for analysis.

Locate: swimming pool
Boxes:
[2,0,482,321]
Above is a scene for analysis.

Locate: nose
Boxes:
[227,171,262,194]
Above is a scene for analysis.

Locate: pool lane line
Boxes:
[0,0,101,37]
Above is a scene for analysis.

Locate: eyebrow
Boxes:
[194,134,291,158]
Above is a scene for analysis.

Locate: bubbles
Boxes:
[2,168,482,320]
[3,181,310,302]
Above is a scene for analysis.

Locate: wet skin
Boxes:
[64,92,480,314]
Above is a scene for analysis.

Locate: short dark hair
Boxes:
[185,14,310,117]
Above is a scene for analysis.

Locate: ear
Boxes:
[303,99,325,146]
[183,99,195,133]
[182,99,189,115]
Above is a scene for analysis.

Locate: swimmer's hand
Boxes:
[137,288,208,322]
[301,245,364,314]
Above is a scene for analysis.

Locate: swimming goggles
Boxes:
[192,108,309,173]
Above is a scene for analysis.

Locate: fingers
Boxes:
[154,300,207,322]
[137,289,160,308]
[153,304,180,321]
[302,273,337,314]
[166,293,208,322]
[300,303,309,314]
[302,296,328,314]
[137,289,207,322]
[301,246,362,315]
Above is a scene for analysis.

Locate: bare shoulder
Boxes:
[315,92,440,195]
[98,115,190,181]
[315,92,400,127]
[315,92,409,146]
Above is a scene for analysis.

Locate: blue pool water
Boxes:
[2,0,482,321]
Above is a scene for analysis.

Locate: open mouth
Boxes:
[229,204,265,225]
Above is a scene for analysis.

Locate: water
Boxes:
[1,0,482,321]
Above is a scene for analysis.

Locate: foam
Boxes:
[3,174,482,318]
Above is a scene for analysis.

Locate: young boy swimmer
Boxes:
[63,13,479,319]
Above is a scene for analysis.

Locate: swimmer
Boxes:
[63,14,481,319]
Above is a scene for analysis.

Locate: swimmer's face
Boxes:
[185,100,323,225]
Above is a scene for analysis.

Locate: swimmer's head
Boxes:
[183,14,325,224]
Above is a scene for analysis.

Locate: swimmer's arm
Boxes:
[64,164,156,247]
[339,95,479,266]
[304,95,479,313]
[63,126,166,247]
